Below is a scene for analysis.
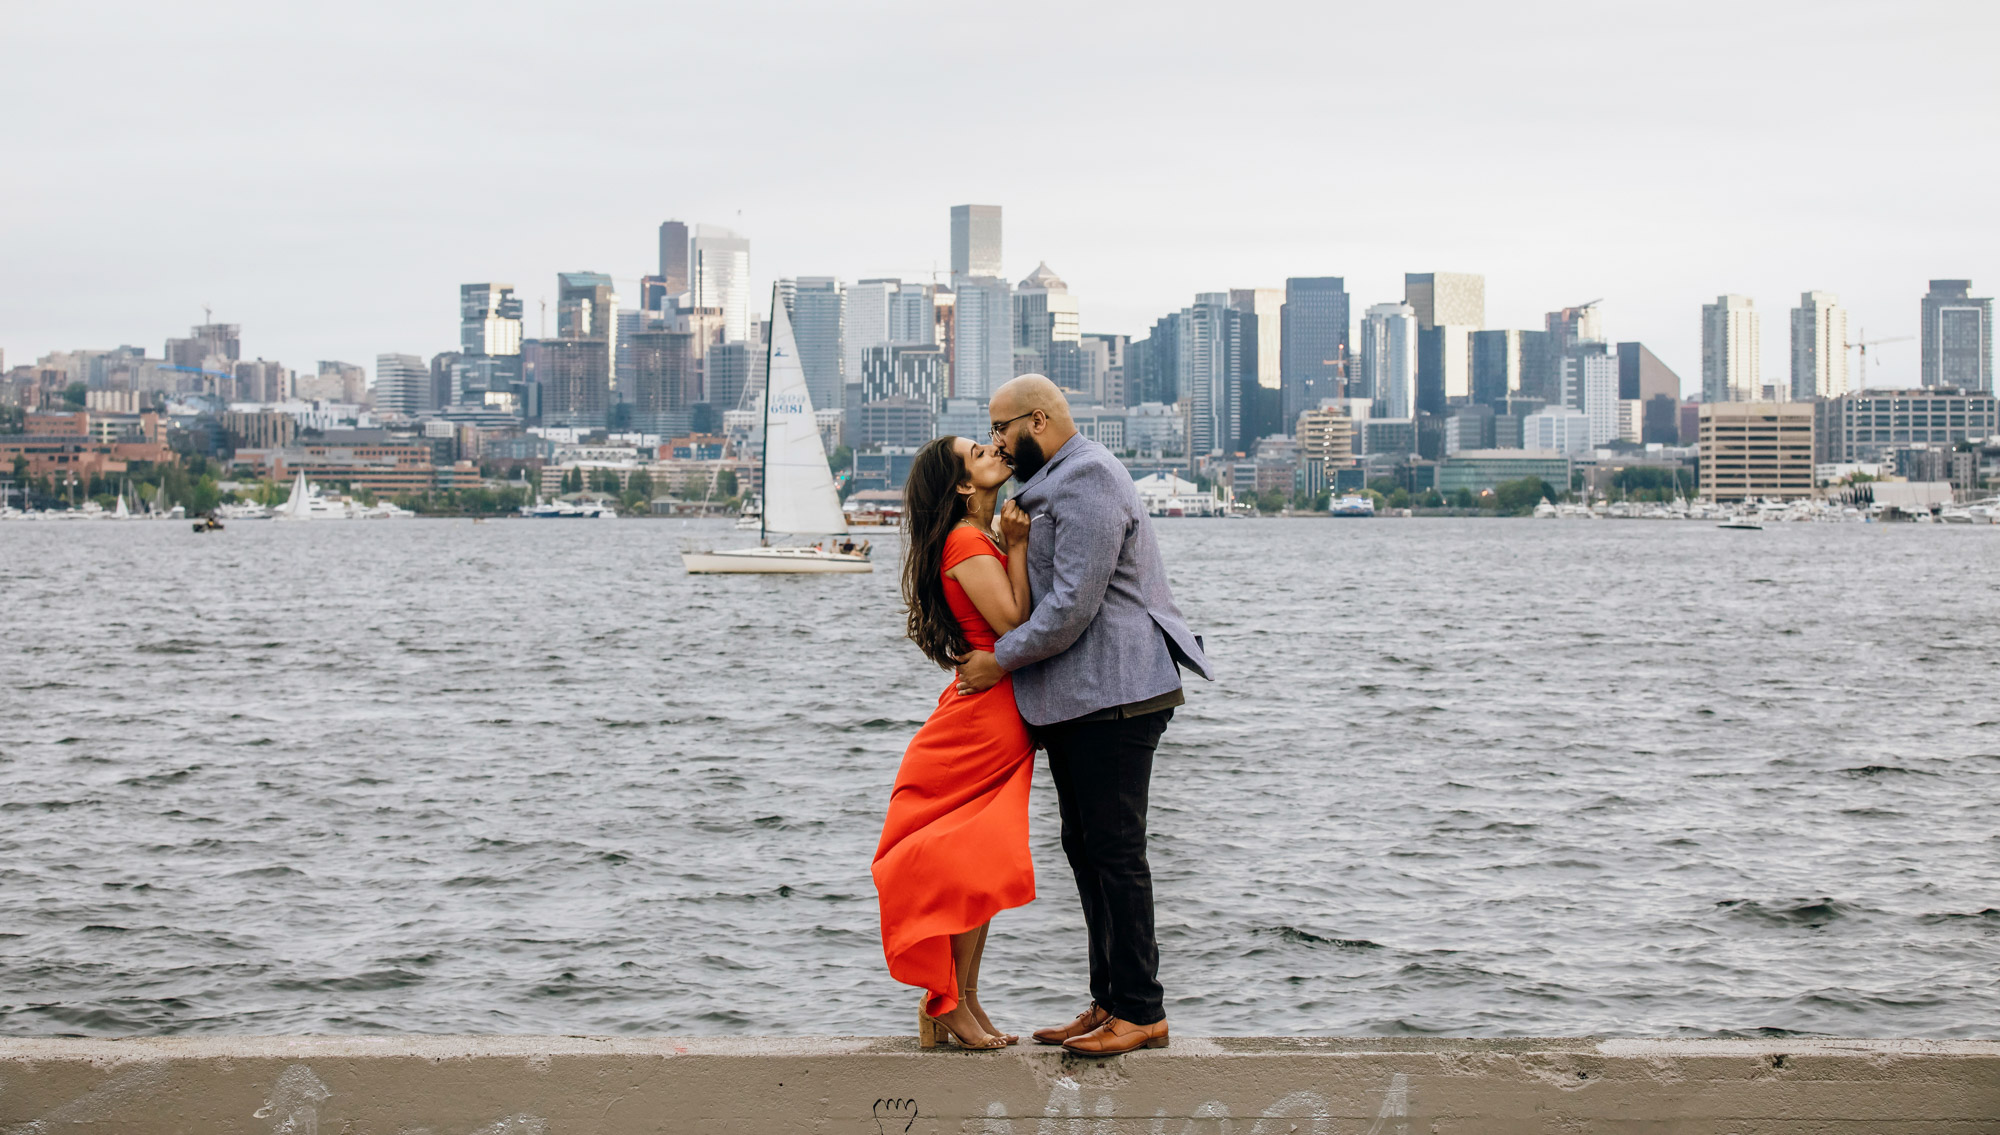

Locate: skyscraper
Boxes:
[1229,288,1282,446]
[846,279,900,387]
[790,277,846,414]
[1404,272,1485,329]
[626,328,697,437]
[1279,277,1348,428]
[373,353,429,416]
[1790,291,1849,400]
[1181,294,1240,457]
[1701,295,1760,403]
[658,221,690,295]
[460,284,523,357]
[1360,304,1418,419]
[1617,341,1683,444]
[691,225,751,342]
[1013,262,1081,380]
[556,272,617,400]
[1471,330,1527,407]
[1921,279,1993,391]
[950,205,1003,278]
[1545,301,1603,353]
[950,275,1014,402]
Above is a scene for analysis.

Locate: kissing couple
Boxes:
[870,374,1213,1055]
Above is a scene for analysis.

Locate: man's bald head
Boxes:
[990,373,1074,427]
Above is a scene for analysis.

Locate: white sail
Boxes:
[759,290,847,537]
[284,470,312,520]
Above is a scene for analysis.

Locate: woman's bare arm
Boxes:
[947,550,1028,635]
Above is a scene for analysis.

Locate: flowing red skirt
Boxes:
[871,675,1036,1017]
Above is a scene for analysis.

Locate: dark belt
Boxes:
[1058,687,1185,725]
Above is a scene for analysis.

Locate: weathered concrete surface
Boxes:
[1,1035,1996,1133]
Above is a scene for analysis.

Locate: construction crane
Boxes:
[1845,328,1914,387]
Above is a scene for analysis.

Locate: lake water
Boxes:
[1,518,1995,1038]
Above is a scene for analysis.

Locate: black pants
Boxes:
[1041,709,1172,1026]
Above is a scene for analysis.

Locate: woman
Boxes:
[872,434,1035,1050]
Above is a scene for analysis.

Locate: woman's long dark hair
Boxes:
[902,435,972,669]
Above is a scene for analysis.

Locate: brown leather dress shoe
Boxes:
[1031,1001,1111,1046]
[1061,1016,1169,1056]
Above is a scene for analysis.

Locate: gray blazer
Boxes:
[992,434,1214,726]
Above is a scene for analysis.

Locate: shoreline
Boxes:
[2,1035,1994,1133]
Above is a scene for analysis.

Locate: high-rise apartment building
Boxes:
[1407,273,1482,416]
[950,205,1003,278]
[372,353,429,416]
[1545,302,1603,353]
[1360,303,1418,419]
[1013,262,1081,379]
[889,285,935,347]
[1471,330,1528,406]
[1279,277,1348,428]
[626,328,697,437]
[950,274,1014,402]
[460,284,523,357]
[1699,401,1814,500]
[1181,294,1241,457]
[1701,295,1760,403]
[789,277,846,415]
[165,323,241,370]
[526,339,611,430]
[1557,343,1619,445]
[1083,332,1128,407]
[1812,387,1999,464]
[1790,291,1849,400]
[691,225,752,342]
[658,220,690,295]
[1616,341,1682,444]
[860,343,948,410]
[1921,279,1993,391]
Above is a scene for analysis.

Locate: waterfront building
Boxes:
[1699,401,1814,500]
[1811,387,2000,464]
[1790,291,1849,401]
[1920,279,1993,391]
[1359,417,1418,457]
[790,277,846,415]
[373,353,429,416]
[691,225,751,343]
[658,221,690,295]
[1359,303,1418,419]
[1436,450,1571,495]
[950,274,1013,402]
[1295,406,1355,469]
[460,284,523,357]
[950,205,1003,278]
[1013,262,1081,378]
[1279,278,1348,427]
[1701,295,1760,403]
[1521,406,1593,455]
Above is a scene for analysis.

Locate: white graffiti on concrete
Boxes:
[253,1064,331,1135]
[977,1074,1402,1134]
[1,1066,172,1135]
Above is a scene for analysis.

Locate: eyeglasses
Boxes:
[989,411,1038,440]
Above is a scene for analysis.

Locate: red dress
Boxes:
[872,526,1037,1017]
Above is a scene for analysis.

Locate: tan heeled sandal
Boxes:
[918,992,1008,1050]
[964,985,1019,1046]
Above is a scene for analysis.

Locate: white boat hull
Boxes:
[683,547,873,574]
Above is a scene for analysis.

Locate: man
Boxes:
[954,374,1213,1056]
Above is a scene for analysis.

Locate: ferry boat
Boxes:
[1330,494,1376,517]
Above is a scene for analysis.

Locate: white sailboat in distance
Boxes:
[682,286,872,574]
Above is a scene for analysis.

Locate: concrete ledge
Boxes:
[2,1035,1997,1133]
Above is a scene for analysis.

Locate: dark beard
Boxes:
[1008,433,1048,483]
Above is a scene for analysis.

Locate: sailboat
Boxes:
[278,470,313,521]
[682,287,872,574]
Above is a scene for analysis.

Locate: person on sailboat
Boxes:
[871,434,1036,1050]
[952,374,1213,1057]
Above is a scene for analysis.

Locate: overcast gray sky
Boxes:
[4,0,1996,392]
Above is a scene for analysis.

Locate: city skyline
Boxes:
[4,1,1996,389]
